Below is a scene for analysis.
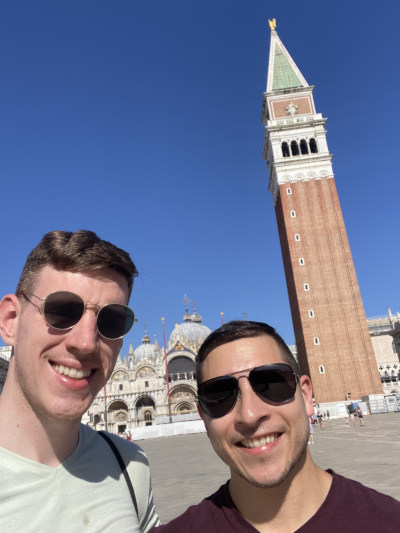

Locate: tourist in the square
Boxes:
[357,405,365,427]
[152,320,400,532]
[308,416,315,445]
[316,410,325,430]
[348,404,356,426]
[0,230,159,532]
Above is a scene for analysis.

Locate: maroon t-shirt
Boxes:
[151,470,400,532]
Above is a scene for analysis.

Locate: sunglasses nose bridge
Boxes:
[84,301,102,316]
[236,374,250,388]
[234,374,272,423]
[236,374,252,399]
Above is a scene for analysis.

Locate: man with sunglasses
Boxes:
[152,320,400,532]
[0,230,159,532]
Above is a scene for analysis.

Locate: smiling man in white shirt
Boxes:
[0,230,159,533]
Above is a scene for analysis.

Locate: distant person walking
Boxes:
[317,410,325,430]
[348,404,356,427]
[357,406,365,426]
[308,417,315,444]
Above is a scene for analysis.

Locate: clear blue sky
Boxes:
[1,1,399,354]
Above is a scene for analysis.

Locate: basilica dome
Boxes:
[134,332,157,360]
[169,307,211,351]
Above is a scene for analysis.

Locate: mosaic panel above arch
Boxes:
[170,385,196,403]
[111,370,129,382]
[175,402,195,412]
[135,366,156,379]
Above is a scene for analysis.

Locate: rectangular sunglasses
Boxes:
[23,291,135,340]
[197,363,299,418]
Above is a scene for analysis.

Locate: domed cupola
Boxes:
[168,297,211,352]
[191,301,202,323]
[134,328,157,360]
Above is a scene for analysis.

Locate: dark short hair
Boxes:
[196,320,300,384]
[16,230,138,298]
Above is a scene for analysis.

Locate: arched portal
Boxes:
[168,356,195,382]
[136,396,155,426]
[108,400,129,434]
[93,414,101,428]
[170,385,196,414]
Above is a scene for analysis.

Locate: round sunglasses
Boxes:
[197,363,299,418]
[23,290,135,340]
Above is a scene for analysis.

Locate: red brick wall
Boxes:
[275,179,382,403]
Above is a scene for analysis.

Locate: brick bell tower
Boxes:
[261,20,382,403]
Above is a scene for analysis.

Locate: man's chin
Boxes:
[234,467,291,489]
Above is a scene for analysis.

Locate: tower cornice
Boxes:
[264,85,315,98]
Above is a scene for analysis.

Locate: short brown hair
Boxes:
[196,320,300,384]
[16,230,138,298]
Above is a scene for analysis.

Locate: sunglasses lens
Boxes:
[43,292,84,329]
[250,364,297,404]
[198,376,238,418]
[97,304,135,340]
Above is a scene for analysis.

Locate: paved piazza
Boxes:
[139,413,400,524]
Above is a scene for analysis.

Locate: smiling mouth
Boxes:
[52,364,92,380]
[240,434,280,449]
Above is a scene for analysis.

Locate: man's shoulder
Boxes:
[80,426,146,460]
[150,482,256,533]
[332,470,400,507]
[306,470,400,532]
[149,487,224,533]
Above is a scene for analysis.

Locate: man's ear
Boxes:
[299,374,314,417]
[197,401,205,421]
[0,295,20,346]
[197,402,210,437]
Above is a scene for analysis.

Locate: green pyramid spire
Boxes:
[272,43,303,90]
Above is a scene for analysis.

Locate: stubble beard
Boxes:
[209,419,310,489]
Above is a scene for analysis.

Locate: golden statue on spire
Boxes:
[269,18,276,31]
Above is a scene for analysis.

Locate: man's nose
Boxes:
[63,308,98,354]
[234,376,271,426]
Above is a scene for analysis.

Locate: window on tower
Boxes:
[282,142,290,157]
[291,141,299,156]
[309,309,315,318]
[295,234,300,241]
[313,337,320,345]
[300,139,309,154]
[290,210,296,218]
[299,257,305,265]
[309,138,318,153]
[286,187,292,195]
[304,283,310,291]
[319,365,325,374]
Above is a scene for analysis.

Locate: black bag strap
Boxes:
[98,431,139,517]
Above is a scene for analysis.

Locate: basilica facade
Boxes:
[83,307,211,434]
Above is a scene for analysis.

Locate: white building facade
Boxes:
[368,308,400,397]
[0,346,12,395]
[83,307,211,434]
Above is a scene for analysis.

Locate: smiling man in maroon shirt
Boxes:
[152,320,400,533]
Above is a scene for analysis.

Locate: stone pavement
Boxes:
[139,413,400,524]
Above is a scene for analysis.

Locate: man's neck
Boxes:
[229,454,332,533]
[0,382,81,467]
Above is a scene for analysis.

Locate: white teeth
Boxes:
[241,434,279,448]
[53,364,91,380]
